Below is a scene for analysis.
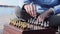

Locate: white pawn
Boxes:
[44,21,47,27]
[41,21,44,26]
[46,21,49,27]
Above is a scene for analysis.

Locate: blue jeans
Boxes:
[47,15,60,27]
[54,5,60,15]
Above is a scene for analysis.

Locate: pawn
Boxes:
[38,22,41,26]
[30,18,32,24]
[31,18,34,24]
[28,20,29,23]
[44,21,47,27]
[46,21,49,27]
[40,21,44,27]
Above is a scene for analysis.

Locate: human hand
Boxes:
[24,4,36,17]
[37,8,53,22]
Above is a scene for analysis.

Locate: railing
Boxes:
[0,5,17,8]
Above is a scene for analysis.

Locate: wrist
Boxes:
[46,8,54,15]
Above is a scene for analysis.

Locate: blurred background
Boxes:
[0,0,19,34]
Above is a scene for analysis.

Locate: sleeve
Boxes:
[53,5,60,15]
[18,0,32,8]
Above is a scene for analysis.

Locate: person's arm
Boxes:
[43,5,60,15]
[37,8,54,22]
[37,4,60,22]
[41,5,60,16]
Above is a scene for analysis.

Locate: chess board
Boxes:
[9,18,50,30]
[3,18,56,34]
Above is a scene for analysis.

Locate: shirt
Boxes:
[18,0,60,15]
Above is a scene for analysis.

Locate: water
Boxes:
[0,7,16,34]
[0,7,15,16]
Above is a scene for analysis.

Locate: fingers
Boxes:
[37,15,44,23]
[32,4,36,17]
[29,4,36,17]
[24,5,29,13]
[24,4,36,17]
[30,5,33,16]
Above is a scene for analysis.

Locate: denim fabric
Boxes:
[19,0,60,15]
[54,5,60,15]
